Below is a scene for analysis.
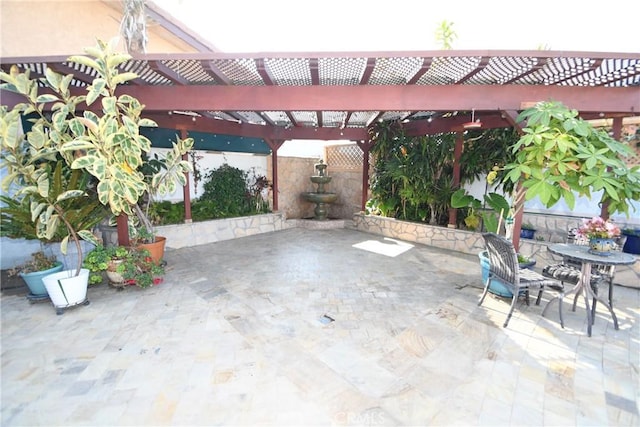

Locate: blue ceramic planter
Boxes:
[479,251,535,298]
[19,262,64,297]
[588,237,615,256]
[622,229,640,255]
[520,228,536,239]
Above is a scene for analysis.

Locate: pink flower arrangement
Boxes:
[577,216,621,240]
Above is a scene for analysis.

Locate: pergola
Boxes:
[2,49,639,247]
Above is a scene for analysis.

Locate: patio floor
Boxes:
[1,228,639,426]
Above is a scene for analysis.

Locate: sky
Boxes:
[152,0,640,53]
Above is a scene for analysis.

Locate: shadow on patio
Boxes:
[1,228,638,426]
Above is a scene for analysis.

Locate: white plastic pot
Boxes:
[42,269,90,314]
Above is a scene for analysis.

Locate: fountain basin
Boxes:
[302,192,338,204]
[310,176,333,185]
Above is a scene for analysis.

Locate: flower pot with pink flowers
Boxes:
[576,216,622,256]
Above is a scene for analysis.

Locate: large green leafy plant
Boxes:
[368,120,516,226]
[0,161,106,242]
[450,189,511,233]
[504,101,640,217]
[368,120,458,224]
[1,39,193,275]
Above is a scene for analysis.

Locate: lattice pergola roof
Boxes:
[1,50,639,141]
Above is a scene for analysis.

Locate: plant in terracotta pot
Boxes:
[83,245,163,288]
[126,145,191,264]
[117,247,165,288]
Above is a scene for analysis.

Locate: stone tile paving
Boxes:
[1,228,638,426]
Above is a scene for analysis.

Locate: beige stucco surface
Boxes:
[267,155,364,220]
[0,0,198,57]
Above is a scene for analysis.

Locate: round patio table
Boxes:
[542,243,637,336]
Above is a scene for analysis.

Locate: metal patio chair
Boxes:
[479,232,562,328]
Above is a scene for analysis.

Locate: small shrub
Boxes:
[201,163,250,217]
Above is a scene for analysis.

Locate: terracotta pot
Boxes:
[137,236,166,265]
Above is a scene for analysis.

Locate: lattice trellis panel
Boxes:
[622,124,640,167]
[325,143,363,171]
[625,147,640,167]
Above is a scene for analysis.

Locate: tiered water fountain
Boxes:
[301,160,338,221]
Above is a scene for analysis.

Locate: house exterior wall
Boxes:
[0,0,199,57]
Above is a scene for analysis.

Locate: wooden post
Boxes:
[181,129,192,223]
[264,139,284,211]
[356,139,373,211]
[448,131,464,227]
[117,213,129,247]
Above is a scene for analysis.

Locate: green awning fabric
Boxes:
[141,128,271,155]
[19,116,270,155]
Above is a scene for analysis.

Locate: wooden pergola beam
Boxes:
[93,85,639,114]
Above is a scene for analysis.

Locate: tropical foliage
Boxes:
[1,39,193,271]
[0,161,106,242]
[503,101,640,217]
[367,120,517,226]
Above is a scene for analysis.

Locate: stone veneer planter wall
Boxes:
[156,212,288,249]
[519,212,639,244]
[352,212,563,267]
[103,211,636,267]
[100,211,637,286]
[351,213,640,287]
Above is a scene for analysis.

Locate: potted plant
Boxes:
[1,39,192,308]
[83,245,162,288]
[127,144,193,265]
[622,227,640,255]
[117,247,165,288]
[8,251,63,300]
[83,245,129,286]
[0,133,101,313]
[576,216,621,256]
[520,223,536,239]
[130,223,166,265]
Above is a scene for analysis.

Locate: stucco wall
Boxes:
[270,156,363,220]
[0,0,200,57]
[268,156,316,219]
